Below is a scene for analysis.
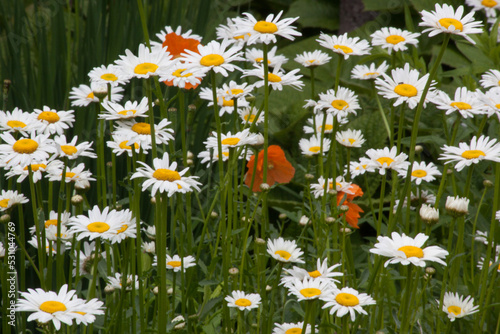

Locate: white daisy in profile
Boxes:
[336,129,365,148]
[439,135,500,171]
[5,161,48,183]
[239,106,264,125]
[431,87,487,118]
[72,298,105,326]
[349,158,376,178]
[317,32,371,59]
[310,176,353,198]
[351,61,389,80]
[245,46,288,67]
[197,146,253,166]
[0,190,29,212]
[295,50,332,67]
[156,254,196,272]
[369,232,449,267]
[398,161,441,185]
[480,69,500,89]
[273,322,315,334]
[0,132,55,168]
[69,82,124,107]
[181,39,244,77]
[286,277,334,301]
[303,114,335,135]
[375,63,435,109]
[142,241,156,254]
[267,237,304,263]
[113,118,174,147]
[106,273,140,290]
[67,206,122,241]
[233,11,301,45]
[315,87,360,121]
[365,146,410,175]
[99,97,149,121]
[199,87,250,116]
[131,152,201,197]
[477,87,500,121]
[52,135,97,160]
[370,27,420,54]
[440,292,479,321]
[160,61,205,89]
[243,63,303,91]
[204,129,260,149]
[321,287,376,321]
[0,108,40,135]
[281,258,342,287]
[216,18,251,46]
[46,161,96,189]
[88,64,130,86]
[225,290,261,311]
[299,134,331,156]
[106,133,149,157]
[116,43,175,79]
[465,0,500,18]
[33,106,75,135]
[419,3,483,44]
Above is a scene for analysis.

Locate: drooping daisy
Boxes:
[375,63,435,109]
[245,46,288,67]
[216,18,251,46]
[317,32,371,59]
[106,133,149,157]
[33,106,75,136]
[116,43,175,79]
[267,237,305,263]
[480,69,500,89]
[52,135,97,160]
[239,106,264,125]
[225,290,261,311]
[369,232,449,267]
[439,135,500,171]
[303,114,335,135]
[113,118,174,147]
[131,152,201,197]
[281,258,342,287]
[99,97,149,121]
[273,322,315,334]
[419,3,483,44]
[160,61,204,89]
[67,206,122,241]
[46,161,96,189]
[286,277,334,301]
[431,87,487,118]
[153,254,196,272]
[336,129,365,148]
[321,287,376,321]
[365,146,410,175]
[151,26,202,59]
[0,132,56,168]
[314,87,360,121]
[199,87,250,116]
[465,0,500,18]
[440,292,479,321]
[295,50,332,67]
[69,82,124,107]
[204,129,260,150]
[88,64,130,86]
[351,61,389,80]
[398,161,441,185]
[370,27,420,54]
[106,273,140,291]
[349,158,376,178]
[233,11,301,45]
[0,107,40,135]
[243,63,303,91]
[299,134,331,156]
[0,190,29,212]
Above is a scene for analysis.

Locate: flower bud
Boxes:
[168,107,177,113]
[425,267,436,275]
[445,196,469,217]
[340,227,351,234]
[279,213,287,220]
[152,286,159,295]
[167,287,173,295]
[188,104,197,112]
[305,173,315,181]
[299,215,310,226]
[325,217,336,224]
[339,205,349,213]
[104,285,115,294]
[483,179,493,188]
[229,267,239,276]
[0,214,11,224]
[150,197,156,204]
[93,83,108,99]
[260,183,270,192]
[255,238,266,245]
[420,204,439,224]
[266,285,272,291]
[210,211,218,219]
[415,145,423,153]
[187,151,194,159]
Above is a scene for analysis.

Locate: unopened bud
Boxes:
[188,104,196,112]
[299,215,310,226]
[260,183,270,192]
[325,217,336,224]
[74,180,90,192]
[420,204,439,224]
[150,197,156,204]
[446,168,453,175]
[425,267,436,275]
[305,173,315,181]
[340,227,352,233]
[114,203,123,211]
[154,99,160,105]
[245,95,256,103]
[174,322,185,330]
[0,214,11,224]
[339,205,349,213]
[152,286,159,295]
[210,211,218,219]
[255,238,266,245]
[106,161,113,168]
[187,151,194,159]
[445,196,469,217]
[93,85,108,99]
[328,189,337,196]
[104,285,115,294]
[415,145,423,153]
[229,267,239,276]
[251,133,264,146]
[3,79,11,92]
[279,213,287,220]
[168,107,177,113]
[167,287,174,295]
[483,179,493,188]
[266,285,272,291]
[186,159,194,166]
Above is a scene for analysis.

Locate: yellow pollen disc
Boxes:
[254,57,271,64]
[364,72,379,76]
[44,219,58,228]
[253,21,278,33]
[13,138,39,154]
[438,18,464,31]
[39,301,67,314]
[285,328,302,334]
[200,54,225,67]
[37,111,60,123]
[447,305,462,316]
[61,145,78,155]
[100,73,118,81]
[450,102,472,110]
[398,245,424,258]
[394,84,418,97]
[495,103,500,109]
[153,168,181,181]
[119,140,139,150]
[220,97,234,107]
[65,172,76,178]
[385,35,406,44]
[134,62,159,75]
[131,122,151,135]
[335,293,359,306]
[348,138,356,145]
[300,288,322,298]
[167,260,182,267]
[222,152,230,157]
[118,109,138,116]
[267,73,282,82]
[221,137,240,145]
[411,169,428,178]
[308,59,316,63]
[333,44,353,54]
[87,92,95,99]
[229,88,244,95]
[117,224,128,234]
[6,120,26,128]
[234,33,250,40]
[24,163,47,171]
[482,0,497,7]
[244,114,256,123]
[235,298,252,307]
[318,124,334,132]
[309,146,321,153]
[0,199,10,208]
[376,156,394,166]
[331,99,349,110]
[172,68,192,78]
[275,250,292,260]
[87,222,110,233]
[308,270,321,278]
[461,150,486,159]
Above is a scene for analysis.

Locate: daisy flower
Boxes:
[317,32,371,59]
[106,273,140,291]
[33,106,75,135]
[349,158,376,178]
[151,26,202,59]
[99,97,149,121]
[365,146,410,175]
[153,254,196,272]
[393,190,436,213]
[375,63,435,109]
[480,69,500,89]
[419,3,483,44]
[431,87,487,118]
[286,277,334,301]
[73,241,105,276]
[477,87,500,121]
[225,290,261,311]
[351,61,389,80]
[336,129,365,148]
[69,82,124,107]
[267,237,304,263]
[131,152,201,197]
[397,161,441,185]
[107,209,137,244]
[321,287,375,321]
[88,64,130,86]
[199,87,250,116]
[369,232,449,267]
[245,46,288,67]
[0,107,40,135]
[160,61,204,89]
[466,0,500,17]
[46,162,96,189]
[0,190,29,212]
[243,63,303,91]
[233,11,301,45]
[67,206,122,241]
[216,18,251,46]
[197,146,253,166]
[142,241,156,254]
[116,43,175,79]
[445,196,470,216]
[113,119,174,147]
[370,27,420,54]
[299,135,331,156]
[303,114,335,135]
[273,322,315,334]
[181,39,244,77]
[310,176,353,199]
[281,258,342,287]
[106,133,149,157]
[52,135,97,160]
[239,106,264,125]
[440,292,479,321]
[204,129,260,149]
[27,236,62,255]
[5,162,48,183]
[295,50,331,67]
[72,298,105,326]
[0,132,55,168]
[420,204,440,224]
[144,225,156,239]
[314,87,360,121]
[439,135,500,171]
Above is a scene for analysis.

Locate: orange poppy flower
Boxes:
[337,184,364,229]
[245,145,295,192]
[162,32,201,59]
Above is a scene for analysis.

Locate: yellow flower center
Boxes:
[234,33,250,40]
[331,99,349,110]
[308,270,321,278]
[134,62,159,75]
[495,103,500,109]
[65,172,76,178]
[308,146,321,153]
[335,293,359,306]
[13,138,39,154]
[438,18,464,31]
[376,157,394,166]
[219,97,234,107]
[253,21,278,33]
[447,305,462,316]
[228,88,244,95]
[348,138,356,145]
[385,35,406,45]
[394,84,418,97]
[274,250,292,260]
[100,73,118,81]
[308,59,316,63]
[254,57,271,64]
[244,114,256,123]
[300,288,322,298]
[87,222,110,233]
[318,124,334,132]
[61,145,78,155]
[24,163,47,171]
[0,199,10,208]
[117,224,128,234]
[450,102,472,110]
[45,219,58,228]
[153,169,181,181]
[6,120,26,128]
[482,0,497,7]
[333,45,353,54]
[398,245,424,258]
[363,72,379,77]
[221,137,240,146]
[461,150,486,159]
[119,140,139,150]
[411,169,428,178]
[38,111,60,123]
[131,122,151,135]
[87,92,95,99]
[200,54,225,67]
[167,260,182,267]
[172,68,192,78]
[267,73,282,83]
[117,109,138,116]
[285,328,302,334]
[39,301,67,313]
[235,298,252,307]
